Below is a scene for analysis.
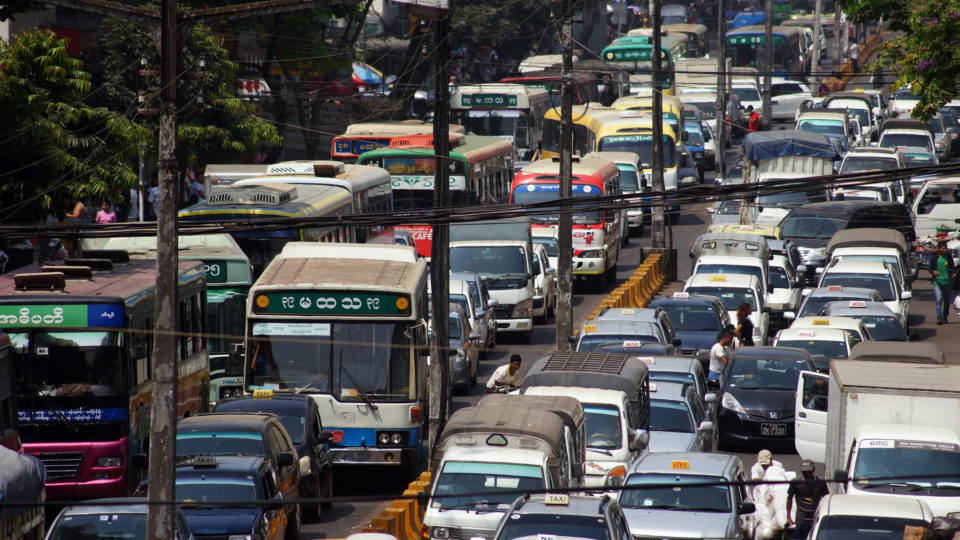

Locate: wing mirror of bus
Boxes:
[487,298,499,308]
[546,267,556,276]
[739,501,756,514]
[317,431,334,444]
[706,206,715,214]
[277,452,295,468]
[417,490,429,507]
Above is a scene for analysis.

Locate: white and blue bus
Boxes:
[245,242,429,472]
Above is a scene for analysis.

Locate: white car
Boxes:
[888,87,919,118]
[770,80,812,120]
[683,273,770,345]
[788,316,871,345]
[731,83,762,114]
[912,176,960,237]
[767,254,803,320]
[532,242,556,323]
[816,260,911,329]
[773,326,855,371]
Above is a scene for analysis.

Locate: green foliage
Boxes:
[844,0,960,118]
[452,0,553,60]
[0,29,148,222]
[0,0,44,22]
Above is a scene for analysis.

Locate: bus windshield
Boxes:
[206,290,247,354]
[453,110,528,145]
[511,184,603,224]
[598,135,677,168]
[248,321,415,401]
[450,246,528,278]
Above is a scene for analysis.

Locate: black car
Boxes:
[649,293,730,357]
[214,391,334,522]
[175,455,287,540]
[779,201,916,283]
[716,346,816,451]
[176,413,302,538]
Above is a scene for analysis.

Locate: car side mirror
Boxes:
[417,490,429,507]
[797,264,808,274]
[277,452,295,468]
[706,206,716,214]
[532,261,542,275]
[739,501,756,514]
[546,267,556,276]
[487,298,499,308]
[814,267,824,275]
[698,420,715,432]
[704,392,717,403]
[671,338,682,347]
[630,429,650,451]
[783,311,796,320]
[680,176,697,186]
[901,291,912,300]
[568,335,577,344]
[469,331,481,341]
[833,469,848,483]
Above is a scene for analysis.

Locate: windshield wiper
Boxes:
[295,370,329,394]
[622,503,677,510]
[27,385,77,433]
[680,506,726,512]
[437,500,503,513]
[587,446,614,456]
[339,362,379,411]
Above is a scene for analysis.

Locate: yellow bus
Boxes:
[611,94,687,141]
[601,33,686,95]
[541,103,617,159]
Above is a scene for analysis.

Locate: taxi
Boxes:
[706,223,781,240]
[573,319,672,353]
[612,453,756,539]
[648,381,714,453]
[789,316,871,344]
[682,273,771,345]
[819,300,913,341]
[816,260,911,328]
[772,327,855,372]
[788,285,884,320]
[493,494,632,540]
[648,292,731,356]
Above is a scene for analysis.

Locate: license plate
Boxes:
[761,423,786,436]
[329,430,344,443]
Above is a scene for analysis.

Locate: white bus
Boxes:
[451,83,551,160]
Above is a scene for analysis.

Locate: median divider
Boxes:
[364,471,431,540]
[582,252,664,324]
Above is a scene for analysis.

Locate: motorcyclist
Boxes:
[486,354,523,393]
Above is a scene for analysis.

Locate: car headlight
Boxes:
[578,249,604,258]
[513,300,532,318]
[228,535,253,540]
[432,527,451,539]
[722,393,746,414]
[96,457,122,467]
[694,152,703,158]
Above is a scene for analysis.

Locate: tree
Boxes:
[88,18,282,179]
[452,0,553,64]
[844,0,960,118]
[0,29,149,222]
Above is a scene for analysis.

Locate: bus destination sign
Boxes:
[203,261,228,284]
[0,304,124,328]
[333,138,390,156]
[461,94,518,108]
[254,291,411,316]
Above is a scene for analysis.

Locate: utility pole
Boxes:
[715,0,727,180]
[555,0,575,351]
[761,0,773,127]
[428,13,451,457]
[812,0,822,86]
[833,3,841,76]
[651,0,665,249]
[146,0,178,536]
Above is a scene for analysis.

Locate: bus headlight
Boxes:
[378,432,391,445]
[579,249,604,259]
[513,300,532,318]
[96,457,122,467]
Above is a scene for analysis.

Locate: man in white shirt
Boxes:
[708,327,735,381]
[849,42,859,72]
[486,354,523,392]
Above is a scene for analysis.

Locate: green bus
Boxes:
[601,33,686,95]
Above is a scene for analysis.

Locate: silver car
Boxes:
[648,381,714,452]
[615,452,757,539]
[45,498,196,540]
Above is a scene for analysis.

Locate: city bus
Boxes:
[602,33,686,95]
[245,242,429,472]
[179,181,353,278]
[588,111,682,219]
[499,71,600,108]
[202,163,269,195]
[331,121,466,163]
[510,156,624,286]
[1,254,208,500]
[541,103,617,159]
[663,23,709,57]
[450,84,551,160]
[726,25,806,79]
[0,331,17,452]
[78,234,252,405]
[611,94,687,141]
[233,161,393,244]
[356,135,514,257]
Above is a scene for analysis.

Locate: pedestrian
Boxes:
[530,141,543,161]
[747,105,760,132]
[849,41,859,72]
[708,326,735,382]
[188,176,205,206]
[65,199,86,222]
[95,201,117,224]
[786,459,829,540]
[752,449,791,539]
[930,240,957,324]
[817,80,830,97]
[147,183,160,220]
[735,302,755,346]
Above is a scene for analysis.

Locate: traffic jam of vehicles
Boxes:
[4,7,960,540]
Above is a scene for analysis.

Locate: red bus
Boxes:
[0,254,209,499]
[509,156,625,286]
[0,331,17,452]
[331,121,466,163]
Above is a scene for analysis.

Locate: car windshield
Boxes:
[732,86,760,102]
[685,287,757,311]
[598,135,677,168]
[799,295,868,318]
[797,119,845,137]
[775,339,849,360]
[769,267,791,288]
[497,513,610,540]
[510,183,603,224]
[451,246,528,276]
[880,134,932,151]
[620,473,731,512]
[815,515,929,540]
[448,315,463,339]
[780,215,845,239]
[839,157,899,174]
[177,431,265,457]
[213,404,307,444]
[433,461,544,509]
[727,358,808,390]
[684,129,704,146]
[48,512,149,540]
[904,153,936,167]
[696,264,763,288]
[658,304,721,332]
[177,478,258,506]
[578,334,661,351]
[757,190,828,208]
[820,273,896,301]
[584,404,622,450]
[858,315,907,341]
[617,166,641,192]
[650,400,693,433]
[853,443,960,491]
[535,238,559,257]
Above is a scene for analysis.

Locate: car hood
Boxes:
[648,431,697,452]
[624,508,735,537]
[181,507,259,535]
[786,237,829,250]
[724,387,796,417]
[677,330,718,352]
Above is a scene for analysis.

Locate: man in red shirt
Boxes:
[747,105,760,132]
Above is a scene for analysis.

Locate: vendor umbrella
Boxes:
[352,62,383,88]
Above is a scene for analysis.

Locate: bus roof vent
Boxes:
[207,185,297,206]
[64,258,115,271]
[42,265,93,279]
[80,249,130,263]
[14,272,66,291]
[265,161,346,176]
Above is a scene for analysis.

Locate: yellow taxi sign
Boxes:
[710,275,727,282]
[584,324,597,333]
[253,389,274,399]
[812,319,830,326]
[544,494,570,505]
[671,460,690,470]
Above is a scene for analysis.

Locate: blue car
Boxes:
[683,124,707,177]
[649,292,730,357]
[728,9,764,28]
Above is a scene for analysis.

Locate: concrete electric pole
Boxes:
[555,0,575,351]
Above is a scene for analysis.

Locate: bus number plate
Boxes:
[329,431,344,444]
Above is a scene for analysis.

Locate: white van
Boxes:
[809,494,934,540]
